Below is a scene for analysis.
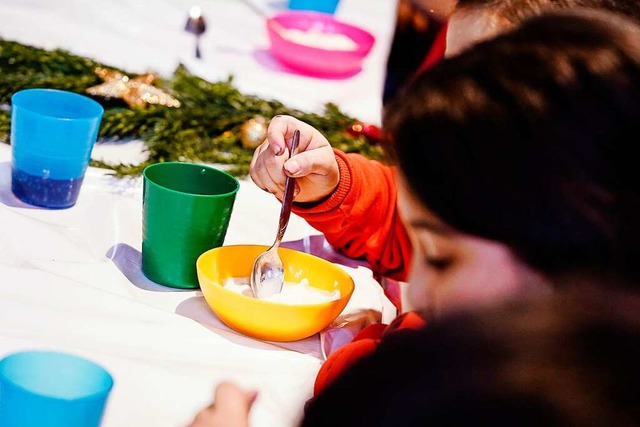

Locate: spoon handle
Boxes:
[195,36,202,59]
[276,129,300,243]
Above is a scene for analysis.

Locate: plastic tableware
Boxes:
[266,11,375,77]
[10,88,104,209]
[288,0,340,14]
[0,350,113,427]
[197,244,355,342]
[142,162,239,289]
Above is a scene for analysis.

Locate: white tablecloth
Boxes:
[0,0,396,126]
[0,1,398,426]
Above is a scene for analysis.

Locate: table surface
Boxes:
[0,1,398,426]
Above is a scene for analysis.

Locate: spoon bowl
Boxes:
[251,130,301,299]
[251,245,285,299]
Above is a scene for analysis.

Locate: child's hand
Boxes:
[250,115,339,203]
[187,382,257,427]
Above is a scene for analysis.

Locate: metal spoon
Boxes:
[185,6,207,59]
[251,130,300,299]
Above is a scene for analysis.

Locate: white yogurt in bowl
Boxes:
[223,277,341,305]
[278,28,358,51]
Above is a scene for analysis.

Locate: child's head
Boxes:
[446,0,640,56]
[303,285,640,426]
[384,9,640,314]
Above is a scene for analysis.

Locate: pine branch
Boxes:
[0,110,9,143]
[0,39,386,177]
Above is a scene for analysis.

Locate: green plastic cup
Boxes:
[142,162,240,289]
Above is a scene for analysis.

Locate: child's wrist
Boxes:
[293,153,350,213]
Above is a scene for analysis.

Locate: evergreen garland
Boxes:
[0,39,385,177]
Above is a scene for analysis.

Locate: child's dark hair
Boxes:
[303,284,640,426]
[455,0,640,25]
[384,10,640,282]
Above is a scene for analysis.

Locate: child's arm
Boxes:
[292,150,412,281]
[249,115,412,280]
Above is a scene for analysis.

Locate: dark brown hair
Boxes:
[384,10,640,282]
[303,285,640,426]
[455,0,640,25]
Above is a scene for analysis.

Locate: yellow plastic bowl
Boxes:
[196,245,355,342]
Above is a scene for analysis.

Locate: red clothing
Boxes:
[292,151,425,395]
[291,151,417,396]
[417,22,448,73]
[292,150,412,282]
[314,312,426,395]
[291,20,448,281]
[294,23,448,399]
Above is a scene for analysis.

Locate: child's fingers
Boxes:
[266,115,301,156]
[284,146,336,178]
[267,115,325,156]
[250,141,287,197]
[214,382,258,414]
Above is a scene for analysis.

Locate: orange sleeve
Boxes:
[292,149,412,281]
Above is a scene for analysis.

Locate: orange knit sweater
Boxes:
[292,150,412,282]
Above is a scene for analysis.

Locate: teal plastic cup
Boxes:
[0,351,114,427]
[11,88,104,209]
[142,162,240,289]
[288,0,340,14]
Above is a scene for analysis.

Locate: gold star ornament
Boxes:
[86,67,180,108]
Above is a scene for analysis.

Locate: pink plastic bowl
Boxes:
[266,11,376,77]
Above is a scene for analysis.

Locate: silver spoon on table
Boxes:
[251,129,300,299]
[185,6,206,59]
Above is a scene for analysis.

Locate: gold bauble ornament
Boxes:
[240,116,268,149]
[86,67,180,108]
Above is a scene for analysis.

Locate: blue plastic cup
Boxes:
[288,0,340,14]
[0,350,114,427]
[10,88,104,209]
